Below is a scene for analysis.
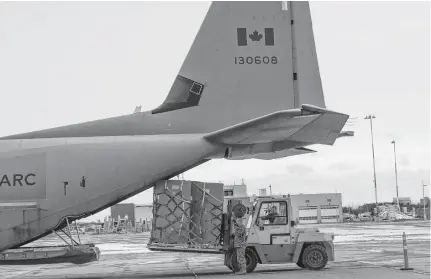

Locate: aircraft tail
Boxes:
[152,1,326,131]
[1,1,335,140]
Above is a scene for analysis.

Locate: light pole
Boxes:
[391,140,400,211]
[423,181,428,221]
[365,115,378,220]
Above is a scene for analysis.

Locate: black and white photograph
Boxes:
[0,1,429,278]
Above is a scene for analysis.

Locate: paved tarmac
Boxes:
[1,220,429,279]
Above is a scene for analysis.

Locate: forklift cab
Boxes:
[249,198,293,245]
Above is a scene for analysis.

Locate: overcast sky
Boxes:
[0,1,429,222]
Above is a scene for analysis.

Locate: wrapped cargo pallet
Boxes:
[151,180,192,244]
[149,180,224,249]
[190,181,224,246]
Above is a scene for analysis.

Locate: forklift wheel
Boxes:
[301,244,328,270]
[296,261,306,268]
[230,248,258,274]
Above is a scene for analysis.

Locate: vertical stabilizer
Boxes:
[153,1,326,130]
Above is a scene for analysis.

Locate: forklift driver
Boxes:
[263,205,285,225]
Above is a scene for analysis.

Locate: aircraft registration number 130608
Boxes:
[234,56,278,65]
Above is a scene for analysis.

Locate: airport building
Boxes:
[135,204,153,224]
[111,203,136,226]
[110,203,153,226]
[111,186,342,227]
[290,193,343,224]
[223,184,248,197]
[420,197,430,206]
[393,197,412,206]
[247,184,343,224]
[227,184,342,224]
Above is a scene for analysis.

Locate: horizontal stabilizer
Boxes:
[227,147,316,160]
[204,105,349,146]
[204,108,316,145]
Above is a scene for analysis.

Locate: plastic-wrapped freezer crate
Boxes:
[149,180,224,251]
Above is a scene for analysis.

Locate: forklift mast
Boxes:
[222,198,251,251]
[222,199,233,251]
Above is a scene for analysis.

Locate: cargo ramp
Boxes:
[0,203,99,264]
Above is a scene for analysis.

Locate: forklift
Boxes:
[223,195,335,273]
[148,194,335,274]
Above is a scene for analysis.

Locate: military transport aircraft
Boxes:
[0,1,352,251]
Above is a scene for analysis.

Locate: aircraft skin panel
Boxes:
[0,153,47,201]
[226,147,316,160]
[176,1,296,120]
[290,2,326,108]
[0,135,218,251]
[0,134,208,154]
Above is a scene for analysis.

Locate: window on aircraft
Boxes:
[305,200,310,203]
[327,198,332,203]
[190,82,203,95]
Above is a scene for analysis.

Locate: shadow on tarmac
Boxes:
[51,267,302,279]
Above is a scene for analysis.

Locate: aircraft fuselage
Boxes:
[0,134,218,251]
